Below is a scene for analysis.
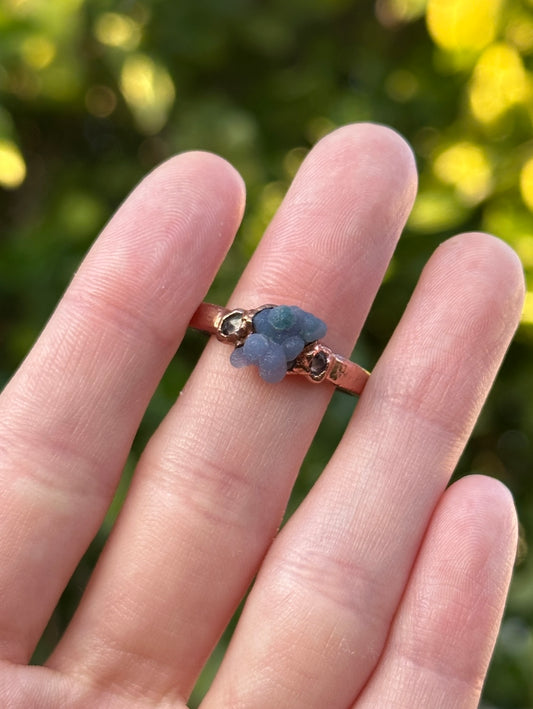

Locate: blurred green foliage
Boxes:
[1,0,533,705]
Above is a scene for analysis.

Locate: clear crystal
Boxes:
[309,351,329,378]
[220,311,244,337]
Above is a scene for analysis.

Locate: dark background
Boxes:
[1,0,532,705]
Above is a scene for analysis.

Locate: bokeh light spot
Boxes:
[407,188,467,232]
[520,157,533,212]
[306,116,337,143]
[283,147,308,178]
[521,290,533,325]
[21,36,56,69]
[85,85,117,118]
[514,234,533,268]
[482,198,533,249]
[376,0,427,27]
[433,141,492,204]
[120,54,175,134]
[94,12,141,50]
[0,140,26,189]
[427,0,503,53]
[57,190,106,239]
[5,0,85,15]
[506,12,533,52]
[469,42,531,123]
[385,69,419,101]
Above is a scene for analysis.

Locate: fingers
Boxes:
[48,124,418,700]
[0,152,245,662]
[202,234,524,709]
[356,475,517,709]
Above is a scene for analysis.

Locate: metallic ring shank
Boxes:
[189,303,229,337]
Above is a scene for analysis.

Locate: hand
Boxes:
[0,124,523,708]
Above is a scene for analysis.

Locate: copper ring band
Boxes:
[190,303,370,397]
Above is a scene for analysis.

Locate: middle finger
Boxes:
[49,124,417,702]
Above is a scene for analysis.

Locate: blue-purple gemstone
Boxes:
[231,305,327,383]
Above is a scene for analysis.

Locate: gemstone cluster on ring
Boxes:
[228,304,327,383]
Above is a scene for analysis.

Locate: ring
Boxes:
[190,303,370,396]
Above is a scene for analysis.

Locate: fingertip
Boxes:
[313,122,418,208]
[147,150,247,226]
[316,122,417,167]
[406,232,525,361]
[437,232,525,312]
[95,149,246,286]
[357,472,519,707]
[443,474,518,568]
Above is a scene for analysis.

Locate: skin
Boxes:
[0,123,524,708]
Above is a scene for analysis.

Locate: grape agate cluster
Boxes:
[229,305,327,383]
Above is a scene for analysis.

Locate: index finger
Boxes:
[0,152,245,662]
